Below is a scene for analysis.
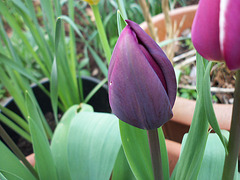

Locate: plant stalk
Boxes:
[138,0,157,41]
[222,70,240,180]
[147,129,164,180]
[91,4,112,65]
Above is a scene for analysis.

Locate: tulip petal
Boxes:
[109,26,173,129]
[126,20,176,108]
[220,0,240,70]
[191,0,223,61]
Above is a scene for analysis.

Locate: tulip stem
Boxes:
[91,4,112,65]
[222,70,240,180]
[147,129,163,180]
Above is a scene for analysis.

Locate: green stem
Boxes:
[91,4,112,64]
[222,70,240,180]
[0,125,38,179]
[147,129,164,180]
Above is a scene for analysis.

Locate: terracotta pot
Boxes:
[164,97,232,143]
[166,139,181,175]
[140,5,198,41]
[26,153,35,167]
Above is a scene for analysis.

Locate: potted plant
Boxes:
[1,0,239,179]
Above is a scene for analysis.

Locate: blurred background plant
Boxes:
[0,0,199,102]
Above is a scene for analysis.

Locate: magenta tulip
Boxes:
[108,20,177,130]
[192,0,240,70]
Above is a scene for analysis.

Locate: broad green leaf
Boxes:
[173,53,209,180]
[0,141,36,180]
[181,131,238,180]
[67,112,121,180]
[51,104,93,180]
[120,121,169,180]
[51,105,78,180]
[112,146,136,180]
[203,62,227,151]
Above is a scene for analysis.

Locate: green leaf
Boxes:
[173,53,209,180]
[0,170,23,180]
[174,67,181,86]
[25,91,52,138]
[117,10,127,36]
[181,131,238,180]
[202,62,228,151]
[117,0,128,19]
[119,121,169,180]
[51,104,93,180]
[50,58,58,124]
[88,46,108,78]
[28,117,58,180]
[112,146,136,180]
[51,105,78,180]
[0,141,36,180]
[0,54,49,96]
[25,92,57,180]
[0,172,7,180]
[67,112,121,180]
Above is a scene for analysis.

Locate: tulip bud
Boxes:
[83,0,100,5]
[108,20,177,130]
[192,0,240,70]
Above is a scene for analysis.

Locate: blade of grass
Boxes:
[117,0,128,19]
[0,104,29,133]
[0,125,37,178]
[0,5,48,76]
[0,114,31,142]
[0,54,49,96]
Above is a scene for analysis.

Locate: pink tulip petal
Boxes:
[192,0,223,61]
[220,0,240,70]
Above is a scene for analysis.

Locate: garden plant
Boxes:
[0,0,239,180]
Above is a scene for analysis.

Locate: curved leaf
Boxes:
[119,121,169,180]
[67,112,121,180]
[51,104,93,180]
[203,62,228,151]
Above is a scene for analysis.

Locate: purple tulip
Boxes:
[108,20,177,130]
[192,0,240,70]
